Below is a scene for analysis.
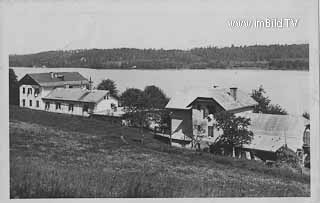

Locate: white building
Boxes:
[18,72,121,117]
[19,72,89,110]
[42,88,119,117]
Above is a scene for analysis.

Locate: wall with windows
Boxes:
[191,100,223,138]
[94,95,119,114]
[42,100,92,117]
[19,85,53,110]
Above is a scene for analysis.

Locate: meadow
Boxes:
[9,105,310,198]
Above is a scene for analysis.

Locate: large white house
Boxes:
[19,72,89,110]
[19,72,120,117]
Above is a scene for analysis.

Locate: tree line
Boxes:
[10,44,309,70]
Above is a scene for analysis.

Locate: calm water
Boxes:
[12,67,310,116]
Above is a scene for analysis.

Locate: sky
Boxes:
[3,0,314,54]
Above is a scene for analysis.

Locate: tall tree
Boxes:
[120,88,146,112]
[143,85,169,109]
[211,112,253,156]
[97,79,119,98]
[9,69,20,105]
[251,85,287,115]
[120,88,148,144]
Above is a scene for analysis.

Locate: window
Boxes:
[22,99,25,107]
[27,88,32,95]
[111,103,117,111]
[29,100,32,107]
[197,125,201,132]
[36,100,40,108]
[45,102,50,110]
[22,87,25,94]
[68,104,74,112]
[34,88,40,97]
[203,107,209,119]
[83,104,89,112]
[56,102,61,110]
[208,126,214,137]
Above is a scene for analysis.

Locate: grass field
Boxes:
[9,105,310,198]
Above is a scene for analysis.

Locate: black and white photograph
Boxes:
[0,0,319,200]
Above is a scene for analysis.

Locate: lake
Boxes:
[12,67,310,116]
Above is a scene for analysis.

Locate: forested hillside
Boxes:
[9,44,309,70]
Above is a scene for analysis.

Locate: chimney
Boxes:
[89,76,93,91]
[230,86,237,101]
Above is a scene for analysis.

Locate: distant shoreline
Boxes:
[9,44,309,71]
[10,66,309,72]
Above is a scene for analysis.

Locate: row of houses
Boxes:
[18,71,310,163]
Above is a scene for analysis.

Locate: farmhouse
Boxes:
[165,86,258,143]
[19,72,120,117]
[42,88,118,116]
[19,72,89,110]
[165,86,309,160]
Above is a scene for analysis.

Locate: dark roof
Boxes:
[165,87,257,111]
[43,88,109,103]
[19,72,89,87]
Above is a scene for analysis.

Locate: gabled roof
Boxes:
[238,112,310,152]
[43,88,109,103]
[80,90,110,103]
[165,87,257,111]
[19,72,89,87]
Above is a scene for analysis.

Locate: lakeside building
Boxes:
[165,86,310,161]
[42,88,118,117]
[19,72,120,117]
[165,86,258,143]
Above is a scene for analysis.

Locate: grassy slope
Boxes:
[9,106,310,198]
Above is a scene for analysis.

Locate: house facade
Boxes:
[19,72,121,117]
[19,72,89,110]
[165,86,258,146]
[42,88,118,117]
